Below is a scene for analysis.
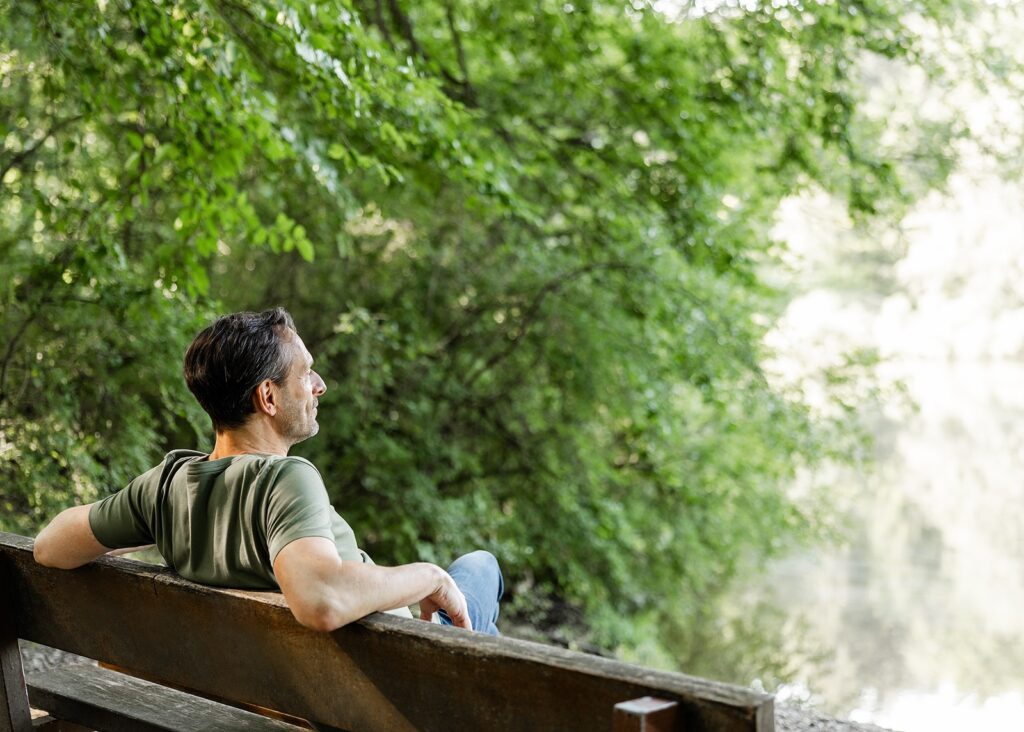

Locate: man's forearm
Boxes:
[326,561,447,623]
[273,537,469,631]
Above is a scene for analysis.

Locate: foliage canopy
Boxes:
[1,0,999,658]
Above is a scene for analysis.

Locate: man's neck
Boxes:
[208,424,290,460]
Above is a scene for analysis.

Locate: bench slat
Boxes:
[2,532,774,732]
[27,665,307,732]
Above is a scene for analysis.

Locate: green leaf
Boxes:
[295,236,314,262]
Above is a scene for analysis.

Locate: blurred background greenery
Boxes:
[2,0,1020,697]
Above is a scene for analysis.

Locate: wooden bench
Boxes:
[1,532,774,731]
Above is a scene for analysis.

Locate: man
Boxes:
[33,308,503,635]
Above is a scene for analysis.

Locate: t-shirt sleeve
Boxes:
[88,465,160,549]
[265,459,336,563]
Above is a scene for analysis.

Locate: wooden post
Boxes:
[613,696,680,732]
[0,562,32,732]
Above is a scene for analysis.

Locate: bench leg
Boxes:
[613,696,679,732]
[1,566,32,732]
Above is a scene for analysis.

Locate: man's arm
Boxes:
[273,536,471,632]
[33,504,110,569]
[33,504,154,568]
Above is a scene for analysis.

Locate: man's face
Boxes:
[275,331,327,445]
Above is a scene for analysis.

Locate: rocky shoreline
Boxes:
[19,642,896,732]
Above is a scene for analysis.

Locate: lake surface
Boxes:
[710,359,1024,731]
[697,143,1024,729]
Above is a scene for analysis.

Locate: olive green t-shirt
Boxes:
[89,450,412,618]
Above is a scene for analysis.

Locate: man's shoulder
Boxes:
[125,450,205,489]
[273,455,320,472]
[261,455,325,486]
[155,449,207,481]
[163,449,208,465]
[246,456,331,523]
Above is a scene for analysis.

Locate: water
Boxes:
[703,164,1024,729]
[745,361,1024,730]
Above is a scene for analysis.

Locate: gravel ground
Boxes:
[776,703,897,732]
[18,643,897,731]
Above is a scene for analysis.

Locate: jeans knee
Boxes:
[478,551,504,599]
[454,550,503,598]
[465,549,498,571]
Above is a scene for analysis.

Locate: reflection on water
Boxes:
[658,143,1024,727]
[688,112,1024,726]
[693,361,1024,731]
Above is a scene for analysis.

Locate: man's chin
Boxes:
[288,423,319,445]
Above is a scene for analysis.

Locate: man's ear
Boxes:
[252,379,278,417]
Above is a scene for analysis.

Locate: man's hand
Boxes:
[418,570,471,630]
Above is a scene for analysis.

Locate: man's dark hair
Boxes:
[183,307,297,431]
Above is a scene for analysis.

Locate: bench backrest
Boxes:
[0,532,774,731]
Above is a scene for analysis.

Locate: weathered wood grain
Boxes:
[1,532,775,732]
[1,562,32,732]
[27,664,306,732]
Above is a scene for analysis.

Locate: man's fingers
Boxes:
[447,601,472,630]
[419,598,438,621]
[445,584,472,630]
[425,572,472,630]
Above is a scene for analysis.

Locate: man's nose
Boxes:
[311,370,327,396]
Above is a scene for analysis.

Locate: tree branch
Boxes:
[368,0,395,48]
[383,0,473,104]
[385,0,424,57]
[463,261,634,388]
[213,0,296,79]
[0,115,83,183]
[444,0,475,104]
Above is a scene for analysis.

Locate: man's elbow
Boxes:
[297,610,341,633]
[290,595,359,633]
[33,529,92,570]
[33,537,73,569]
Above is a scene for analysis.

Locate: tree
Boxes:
[1,0,1005,656]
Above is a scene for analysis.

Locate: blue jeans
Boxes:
[437,550,503,636]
